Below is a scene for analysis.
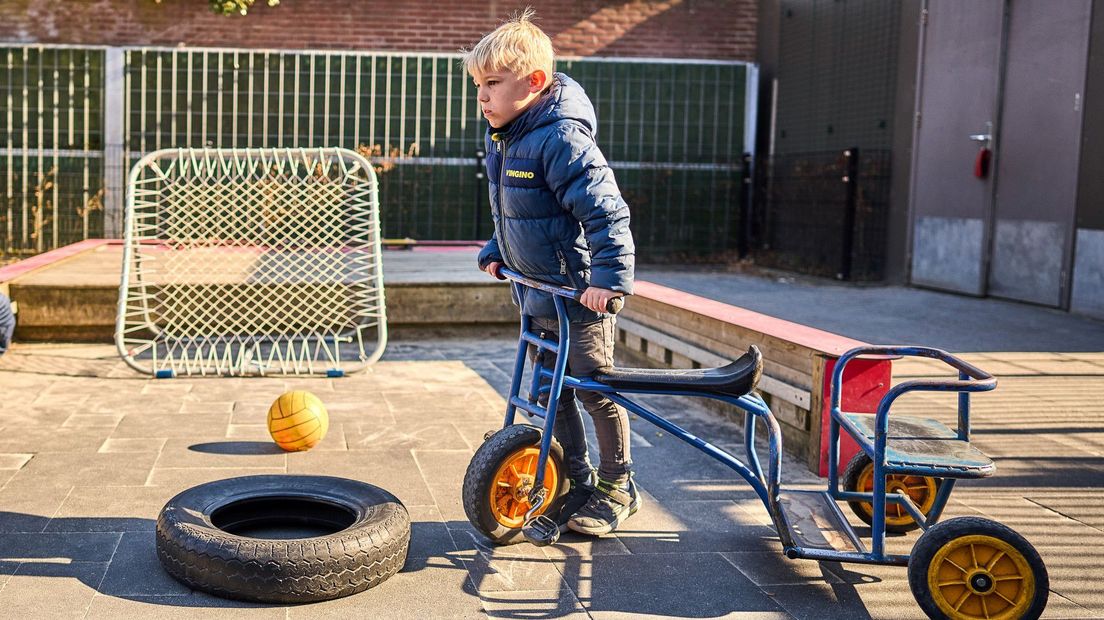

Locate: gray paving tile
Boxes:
[0,532,121,562]
[279,378,338,393]
[285,449,435,507]
[409,520,459,560]
[1026,492,1104,529]
[111,414,231,438]
[480,588,588,618]
[225,424,272,440]
[32,391,90,407]
[426,482,468,522]
[141,382,195,396]
[0,428,111,453]
[452,422,506,451]
[5,452,158,488]
[0,485,73,532]
[447,522,550,559]
[322,398,395,423]
[47,486,178,532]
[98,437,168,453]
[612,493,781,554]
[539,531,633,559]
[0,561,108,619]
[85,593,284,617]
[178,401,235,414]
[285,560,483,618]
[230,401,276,424]
[346,422,471,451]
[60,413,124,429]
[568,552,788,618]
[412,449,475,490]
[386,390,502,421]
[89,394,181,415]
[99,532,191,596]
[763,582,882,620]
[145,468,287,493]
[722,552,845,586]
[0,453,33,469]
[153,437,288,468]
[1040,592,1104,619]
[460,548,567,593]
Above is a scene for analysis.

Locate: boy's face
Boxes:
[472,69,548,129]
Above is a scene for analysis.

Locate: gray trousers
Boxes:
[530,316,631,484]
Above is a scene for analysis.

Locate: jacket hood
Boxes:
[498,73,597,138]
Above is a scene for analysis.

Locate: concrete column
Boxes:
[102,47,125,239]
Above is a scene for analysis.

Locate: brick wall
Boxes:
[0,0,756,60]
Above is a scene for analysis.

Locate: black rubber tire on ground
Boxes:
[156,475,410,604]
[908,516,1049,620]
[842,451,942,534]
[462,424,569,545]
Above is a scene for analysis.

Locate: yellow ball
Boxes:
[267,390,329,452]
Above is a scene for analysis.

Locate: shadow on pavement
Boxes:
[187,441,285,455]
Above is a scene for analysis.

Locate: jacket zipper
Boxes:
[492,133,517,269]
[555,249,568,275]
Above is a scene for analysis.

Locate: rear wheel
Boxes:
[843,451,941,533]
[908,516,1048,620]
[462,424,569,545]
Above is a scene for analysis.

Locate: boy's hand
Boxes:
[579,286,622,314]
[484,261,506,280]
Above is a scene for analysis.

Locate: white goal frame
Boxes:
[116,147,386,377]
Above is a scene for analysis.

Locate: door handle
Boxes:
[969,121,993,148]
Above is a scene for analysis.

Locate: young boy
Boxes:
[464,10,638,535]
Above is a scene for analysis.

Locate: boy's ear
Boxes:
[527,70,548,93]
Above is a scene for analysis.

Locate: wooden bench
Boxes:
[617,280,891,475]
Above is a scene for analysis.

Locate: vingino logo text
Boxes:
[506,169,536,179]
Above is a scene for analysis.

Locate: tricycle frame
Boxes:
[497,268,994,568]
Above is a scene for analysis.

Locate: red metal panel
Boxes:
[818,356,892,477]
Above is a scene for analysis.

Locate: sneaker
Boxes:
[553,471,597,527]
[566,476,641,536]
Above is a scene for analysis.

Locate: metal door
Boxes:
[988,0,1092,306]
[909,0,1005,295]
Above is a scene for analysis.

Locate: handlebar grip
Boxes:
[606,296,624,315]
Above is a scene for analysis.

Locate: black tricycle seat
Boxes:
[593,346,763,398]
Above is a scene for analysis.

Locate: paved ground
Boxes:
[0,324,1101,618]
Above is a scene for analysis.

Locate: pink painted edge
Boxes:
[633,280,869,356]
[0,239,113,284]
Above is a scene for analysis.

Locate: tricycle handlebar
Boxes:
[831,345,995,411]
[499,267,624,314]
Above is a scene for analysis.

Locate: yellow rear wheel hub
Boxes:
[488,446,560,528]
[928,534,1034,620]
[857,462,938,526]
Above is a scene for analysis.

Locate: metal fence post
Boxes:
[102,47,126,239]
[740,151,753,258]
[838,147,860,280]
[474,147,485,239]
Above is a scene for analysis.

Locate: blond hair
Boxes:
[463,8,555,80]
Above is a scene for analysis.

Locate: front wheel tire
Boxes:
[462,424,569,545]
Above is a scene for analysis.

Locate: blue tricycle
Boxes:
[462,269,1049,620]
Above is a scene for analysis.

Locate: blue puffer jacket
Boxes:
[476,73,635,322]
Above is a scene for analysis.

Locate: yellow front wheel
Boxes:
[462,425,569,545]
[908,517,1049,620]
[842,452,941,533]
